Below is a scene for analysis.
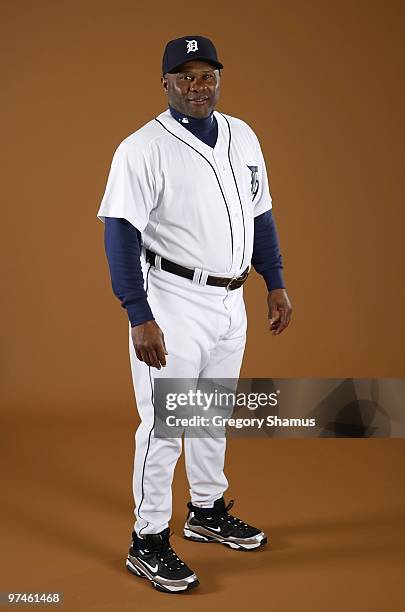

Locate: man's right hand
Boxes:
[131,320,168,369]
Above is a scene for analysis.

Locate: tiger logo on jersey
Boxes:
[247,165,259,201]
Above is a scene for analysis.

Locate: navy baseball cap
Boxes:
[162,35,223,75]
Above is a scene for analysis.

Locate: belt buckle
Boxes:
[226,276,239,291]
[227,268,249,291]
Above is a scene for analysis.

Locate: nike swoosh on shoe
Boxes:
[205,526,221,532]
[141,559,158,572]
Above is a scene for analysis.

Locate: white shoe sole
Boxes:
[183,527,267,550]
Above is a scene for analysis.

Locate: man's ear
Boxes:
[161,75,168,93]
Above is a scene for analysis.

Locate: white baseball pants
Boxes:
[128,253,247,536]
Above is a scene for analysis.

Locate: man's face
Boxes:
[161,60,221,119]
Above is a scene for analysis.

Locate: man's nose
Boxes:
[190,77,207,92]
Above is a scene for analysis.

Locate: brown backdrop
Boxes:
[2,0,405,415]
[1,1,404,610]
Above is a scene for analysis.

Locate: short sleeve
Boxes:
[97,141,156,232]
[252,133,273,218]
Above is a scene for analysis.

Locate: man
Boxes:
[97,35,292,593]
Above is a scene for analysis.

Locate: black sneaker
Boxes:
[184,497,267,551]
[126,527,199,593]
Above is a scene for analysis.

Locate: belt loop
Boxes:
[155,254,162,272]
[199,270,209,286]
[192,268,203,285]
[192,268,209,286]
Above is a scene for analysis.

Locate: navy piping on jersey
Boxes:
[154,117,234,267]
[221,113,246,271]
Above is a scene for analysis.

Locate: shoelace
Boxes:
[144,531,185,571]
[211,499,252,531]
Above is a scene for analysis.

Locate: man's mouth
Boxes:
[188,97,209,105]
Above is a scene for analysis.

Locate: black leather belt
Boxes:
[145,249,249,290]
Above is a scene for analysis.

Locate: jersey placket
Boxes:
[155,110,246,276]
[211,140,246,276]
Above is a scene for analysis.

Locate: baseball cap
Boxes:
[162,35,223,75]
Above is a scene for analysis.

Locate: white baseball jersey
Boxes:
[97,108,272,277]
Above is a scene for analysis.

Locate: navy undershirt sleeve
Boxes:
[252,210,285,291]
[104,217,154,327]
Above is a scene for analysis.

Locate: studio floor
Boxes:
[1,414,404,611]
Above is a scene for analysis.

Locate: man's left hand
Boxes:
[267,289,292,336]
